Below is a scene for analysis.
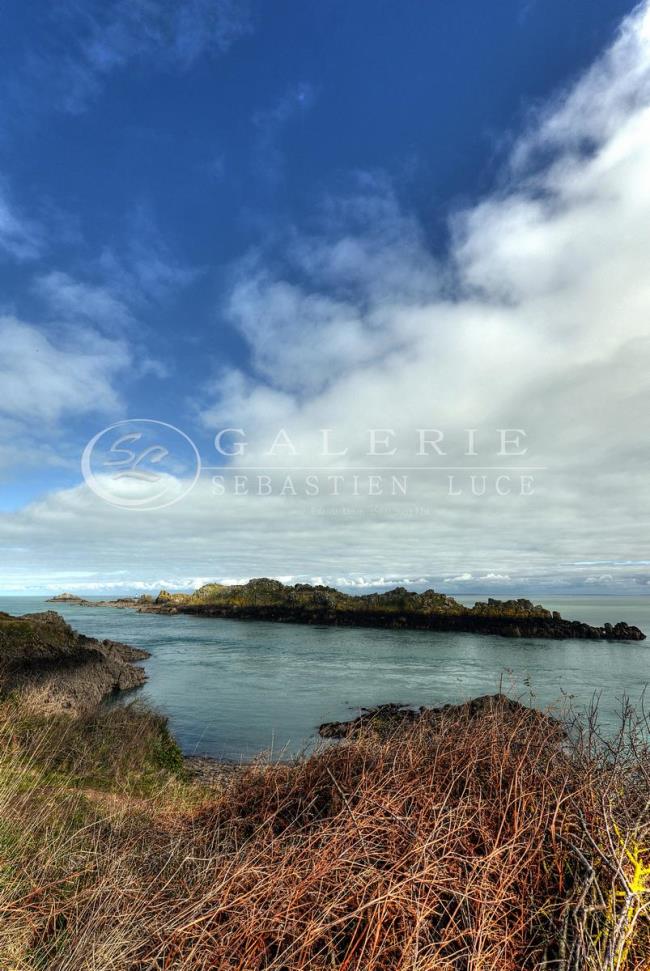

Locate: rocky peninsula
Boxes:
[52,578,646,640]
[0,609,149,713]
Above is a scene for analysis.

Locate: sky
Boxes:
[1,0,649,596]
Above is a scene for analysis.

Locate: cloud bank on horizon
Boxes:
[1,1,649,594]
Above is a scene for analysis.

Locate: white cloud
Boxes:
[0,469,647,594]
[190,2,650,591]
[0,182,43,261]
[0,415,72,480]
[0,316,130,422]
[31,211,196,380]
[511,3,650,169]
[83,0,251,70]
[34,272,135,332]
[97,205,200,305]
[0,212,189,475]
[21,0,252,115]
[200,368,297,428]
[222,182,437,397]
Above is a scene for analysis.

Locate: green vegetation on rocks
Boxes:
[151,579,645,640]
[0,611,150,713]
[53,580,646,640]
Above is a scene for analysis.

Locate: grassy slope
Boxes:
[0,696,649,970]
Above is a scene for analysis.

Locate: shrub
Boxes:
[0,695,648,970]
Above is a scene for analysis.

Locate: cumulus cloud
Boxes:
[8,282,162,461]
[0,205,195,478]
[0,316,131,422]
[223,180,438,395]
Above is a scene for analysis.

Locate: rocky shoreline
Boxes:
[0,608,245,782]
[49,579,647,641]
[0,609,150,714]
[183,754,245,785]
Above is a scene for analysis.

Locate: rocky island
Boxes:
[0,609,149,712]
[54,578,646,640]
[48,591,155,609]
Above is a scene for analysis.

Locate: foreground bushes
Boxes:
[0,695,649,970]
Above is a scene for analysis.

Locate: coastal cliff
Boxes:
[0,610,150,713]
[130,578,645,640]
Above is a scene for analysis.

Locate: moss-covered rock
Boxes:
[0,611,150,713]
[137,579,646,641]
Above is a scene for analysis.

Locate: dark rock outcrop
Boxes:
[94,595,155,609]
[0,610,150,713]
[319,693,562,739]
[46,592,91,604]
[47,593,156,609]
[71,579,645,641]
[120,579,646,641]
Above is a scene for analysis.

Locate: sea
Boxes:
[2,595,649,760]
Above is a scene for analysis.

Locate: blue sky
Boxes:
[1,0,649,595]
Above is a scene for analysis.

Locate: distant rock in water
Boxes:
[319,693,563,739]
[114,578,645,641]
[0,610,150,714]
[47,592,90,604]
[47,593,156,609]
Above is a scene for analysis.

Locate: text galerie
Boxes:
[210,428,536,497]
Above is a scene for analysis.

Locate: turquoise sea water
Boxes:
[1,595,649,760]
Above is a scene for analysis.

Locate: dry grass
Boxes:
[0,695,649,970]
